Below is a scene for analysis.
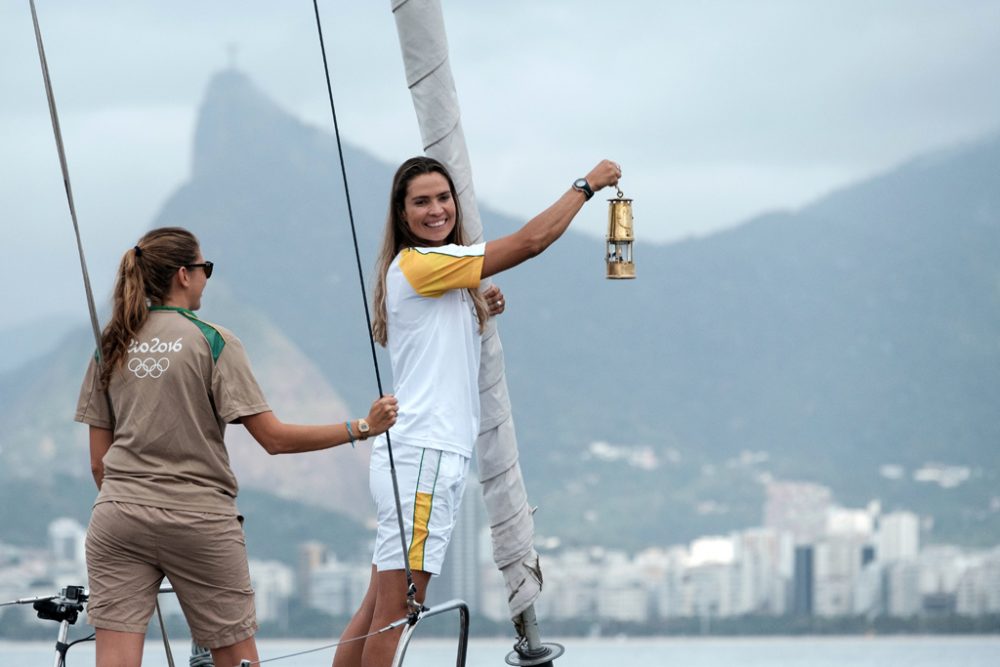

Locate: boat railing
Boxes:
[389,598,470,667]
[5,585,473,667]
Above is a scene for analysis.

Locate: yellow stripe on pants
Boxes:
[408,491,433,571]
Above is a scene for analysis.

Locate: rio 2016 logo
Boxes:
[128,357,170,378]
[126,337,182,379]
[127,336,183,354]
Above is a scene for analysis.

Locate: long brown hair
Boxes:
[372,157,488,346]
[99,227,200,388]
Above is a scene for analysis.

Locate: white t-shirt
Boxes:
[381,243,485,457]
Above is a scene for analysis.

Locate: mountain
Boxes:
[2,69,998,552]
[0,314,80,374]
[0,285,371,524]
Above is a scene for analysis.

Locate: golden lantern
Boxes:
[606,187,635,279]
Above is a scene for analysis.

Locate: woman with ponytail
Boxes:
[75,227,398,667]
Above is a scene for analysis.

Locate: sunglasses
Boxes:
[185,261,214,279]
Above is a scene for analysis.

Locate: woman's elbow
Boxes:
[243,413,288,455]
[249,426,286,455]
[522,233,548,259]
[526,240,547,258]
[260,435,287,456]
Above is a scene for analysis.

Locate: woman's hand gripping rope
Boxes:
[484,284,506,317]
[366,395,398,436]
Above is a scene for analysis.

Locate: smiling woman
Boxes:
[401,172,458,244]
[334,154,620,666]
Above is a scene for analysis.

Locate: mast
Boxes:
[391,0,549,637]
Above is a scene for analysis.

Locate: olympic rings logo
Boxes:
[127,357,170,379]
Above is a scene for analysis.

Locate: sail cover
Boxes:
[391,0,542,620]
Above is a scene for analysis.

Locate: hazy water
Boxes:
[3,636,999,667]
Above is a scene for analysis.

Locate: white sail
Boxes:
[391,0,542,620]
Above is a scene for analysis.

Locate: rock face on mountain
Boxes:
[3,69,998,548]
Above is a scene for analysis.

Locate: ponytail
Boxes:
[99,227,199,388]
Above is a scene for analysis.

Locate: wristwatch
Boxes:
[357,418,371,440]
[572,178,594,201]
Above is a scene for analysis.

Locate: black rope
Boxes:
[310,0,421,620]
[233,611,414,667]
[29,3,176,665]
[29,0,103,359]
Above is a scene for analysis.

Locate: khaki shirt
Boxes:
[76,306,269,516]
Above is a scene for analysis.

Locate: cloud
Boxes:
[3,1,1000,326]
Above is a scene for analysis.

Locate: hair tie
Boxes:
[133,245,143,257]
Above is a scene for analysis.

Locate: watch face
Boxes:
[574,179,588,189]
[359,420,370,432]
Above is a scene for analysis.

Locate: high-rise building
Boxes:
[649,545,688,619]
[731,528,792,615]
[852,561,884,616]
[813,534,867,617]
[955,548,1000,615]
[598,552,649,622]
[47,518,87,590]
[792,545,814,616]
[541,548,602,621]
[297,541,328,602]
[764,481,832,544]
[886,561,922,616]
[826,506,874,538]
[431,475,484,613]
[682,562,735,619]
[861,545,876,567]
[250,559,294,625]
[918,545,967,598]
[876,512,920,562]
[48,518,86,564]
[308,556,370,617]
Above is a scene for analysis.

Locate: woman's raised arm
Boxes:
[481,159,621,279]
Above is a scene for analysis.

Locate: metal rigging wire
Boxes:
[310,0,422,619]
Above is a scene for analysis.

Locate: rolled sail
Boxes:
[391,0,542,619]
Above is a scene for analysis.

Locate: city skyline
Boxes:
[5,477,999,636]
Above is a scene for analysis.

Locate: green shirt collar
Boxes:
[149,305,198,318]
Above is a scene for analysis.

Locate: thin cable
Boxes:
[310,0,420,615]
[29,0,103,356]
[66,633,96,649]
[30,3,174,665]
[232,614,411,667]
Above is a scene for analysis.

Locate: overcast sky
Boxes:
[3,1,1000,328]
